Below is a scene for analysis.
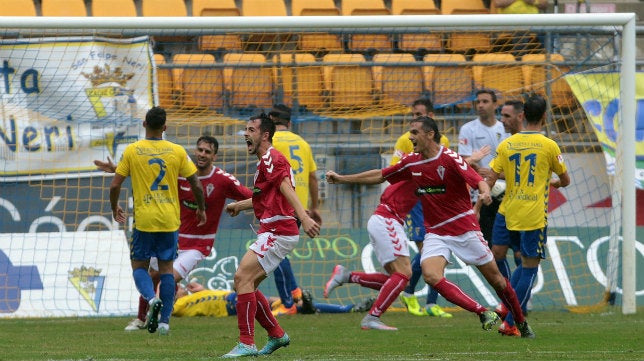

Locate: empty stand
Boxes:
[273,53,325,110]
[223,53,273,109]
[240,0,290,51]
[391,0,442,54]
[440,0,489,15]
[423,54,473,108]
[372,53,423,106]
[322,54,375,108]
[41,0,87,16]
[0,0,37,16]
[291,0,343,53]
[141,0,187,16]
[153,54,175,109]
[441,0,491,53]
[472,53,523,102]
[342,0,392,53]
[522,53,575,109]
[172,54,225,109]
[241,0,287,16]
[196,0,243,53]
[91,0,137,16]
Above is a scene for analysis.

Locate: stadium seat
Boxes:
[0,0,37,16]
[141,0,187,16]
[440,0,491,53]
[272,53,325,110]
[522,53,575,109]
[472,53,523,102]
[153,54,175,109]
[195,0,243,53]
[291,0,343,54]
[423,54,473,108]
[172,54,225,109]
[391,0,442,54]
[322,53,375,109]
[372,53,424,106]
[240,0,290,51]
[223,53,273,109]
[91,0,137,16]
[41,0,87,16]
[341,0,393,53]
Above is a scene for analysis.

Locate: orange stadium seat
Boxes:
[391,0,442,53]
[341,0,392,53]
[172,54,225,109]
[291,0,343,53]
[153,54,175,109]
[141,0,187,16]
[441,0,491,53]
[522,53,575,109]
[91,0,137,16]
[372,53,424,106]
[0,0,37,16]
[223,53,273,109]
[241,0,287,16]
[195,0,243,52]
[472,53,523,102]
[423,54,473,108]
[41,0,87,16]
[322,53,375,108]
[273,53,325,110]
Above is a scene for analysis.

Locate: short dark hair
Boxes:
[412,98,434,113]
[476,89,497,103]
[250,112,275,142]
[197,135,219,154]
[145,106,166,130]
[524,94,547,124]
[504,99,524,113]
[268,104,291,126]
[412,116,442,143]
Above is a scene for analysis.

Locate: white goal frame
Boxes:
[0,13,636,314]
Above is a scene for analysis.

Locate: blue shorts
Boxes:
[492,214,547,259]
[406,201,425,243]
[130,229,178,262]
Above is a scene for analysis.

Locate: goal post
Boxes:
[0,13,638,317]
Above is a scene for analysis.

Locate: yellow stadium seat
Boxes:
[41,0,87,16]
[273,53,325,110]
[141,0,187,16]
[472,53,523,102]
[391,0,442,53]
[241,0,286,16]
[153,54,175,109]
[441,0,491,53]
[223,53,273,109]
[0,0,37,16]
[423,54,473,108]
[440,0,488,14]
[322,54,375,109]
[172,54,225,109]
[196,1,242,52]
[240,0,290,51]
[522,53,575,109]
[341,0,392,53]
[91,0,137,16]
[372,53,423,106]
[291,0,343,53]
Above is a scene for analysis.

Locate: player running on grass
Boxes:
[326,115,535,338]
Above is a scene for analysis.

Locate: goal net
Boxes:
[0,14,638,318]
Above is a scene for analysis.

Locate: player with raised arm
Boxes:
[326,116,535,338]
[222,113,320,358]
[487,95,570,336]
[108,106,206,335]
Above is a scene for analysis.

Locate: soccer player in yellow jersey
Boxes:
[109,107,206,335]
[394,98,453,318]
[487,95,570,336]
[268,104,321,316]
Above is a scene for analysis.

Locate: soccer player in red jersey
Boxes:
[222,113,320,358]
[326,115,535,338]
[324,179,421,330]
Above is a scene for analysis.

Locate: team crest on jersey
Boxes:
[206,183,214,197]
[437,165,445,179]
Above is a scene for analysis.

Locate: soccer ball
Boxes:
[491,179,506,200]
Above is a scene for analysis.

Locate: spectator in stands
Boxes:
[268,104,323,317]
